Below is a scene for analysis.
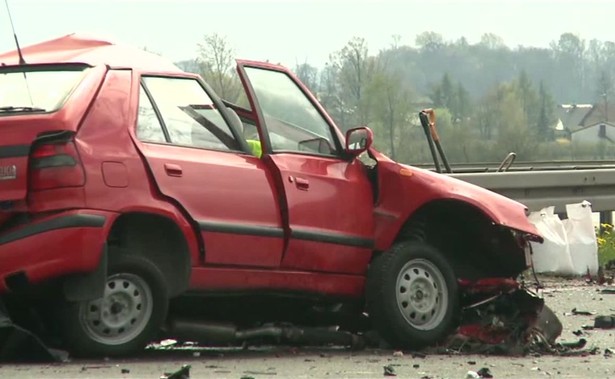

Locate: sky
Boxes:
[2,0,615,68]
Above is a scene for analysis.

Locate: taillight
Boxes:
[29,139,85,191]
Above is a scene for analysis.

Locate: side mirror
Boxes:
[345,127,373,156]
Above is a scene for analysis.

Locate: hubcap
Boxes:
[396,258,448,330]
[79,273,153,345]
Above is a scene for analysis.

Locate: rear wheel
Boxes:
[366,241,459,349]
[59,253,168,357]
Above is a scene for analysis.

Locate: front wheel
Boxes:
[366,241,459,349]
[59,253,169,357]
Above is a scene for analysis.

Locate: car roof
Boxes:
[0,33,183,73]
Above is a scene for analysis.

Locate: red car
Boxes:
[0,34,541,357]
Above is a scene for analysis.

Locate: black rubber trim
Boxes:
[0,214,106,246]
[0,144,30,159]
[199,220,284,238]
[291,229,374,248]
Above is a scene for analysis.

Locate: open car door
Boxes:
[236,60,375,275]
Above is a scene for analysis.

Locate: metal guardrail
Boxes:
[410,160,615,215]
[412,109,615,220]
[447,168,615,215]
[413,160,615,173]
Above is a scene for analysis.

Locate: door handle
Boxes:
[294,177,310,190]
[164,163,183,177]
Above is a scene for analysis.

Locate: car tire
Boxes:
[366,240,459,349]
[59,252,168,357]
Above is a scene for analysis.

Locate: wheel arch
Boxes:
[390,198,527,279]
[106,211,194,297]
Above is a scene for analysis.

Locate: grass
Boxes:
[597,223,615,267]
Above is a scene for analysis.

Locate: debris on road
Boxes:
[383,364,397,376]
[477,367,494,378]
[159,339,178,347]
[160,364,191,379]
[558,338,586,349]
[594,315,615,329]
[427,282,556,356]
[164,320,364,350]
[566,308,597,316]
[420,280,595,357]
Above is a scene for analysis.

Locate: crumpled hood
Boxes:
[400,164,542,241]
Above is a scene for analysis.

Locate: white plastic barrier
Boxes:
[528,201,599,276]
[563,201,599,276]
[528,206,576,275]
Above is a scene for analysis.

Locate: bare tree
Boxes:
[197,33,241,102]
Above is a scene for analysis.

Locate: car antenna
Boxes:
[4,0,26,64]
[3,0,33,106]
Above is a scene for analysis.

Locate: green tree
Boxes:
[537,81,556,141]
[479,33,506,50]
[429,73,471,123]
[366,69,414,160]
[514,70,537,120]
[454,82,471,121]
[330,37,376,129]
[550,33,587,100]
[430,73,454,109]
[415,31,444,51]
[318,63,347,127]
[294,62,319,94]
[596,70,614,99]
[476,82,539,160]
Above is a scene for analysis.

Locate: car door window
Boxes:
[243,67,339,156]
[142,76,241,151]
[136,86,167,143]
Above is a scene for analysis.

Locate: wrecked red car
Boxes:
[0,34,542,357]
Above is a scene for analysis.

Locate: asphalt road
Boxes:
[2,275,615,379]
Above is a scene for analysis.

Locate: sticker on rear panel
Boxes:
[0,165,17,180]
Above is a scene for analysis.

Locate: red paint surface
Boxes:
[190,267,365,297]
[0,35,543,299]
[0,209,116,291]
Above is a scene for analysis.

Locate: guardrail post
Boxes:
[600,211,613,231]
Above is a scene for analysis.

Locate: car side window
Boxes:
[243,67,339,156]
[136,86,167,143]
[142,76,241,152]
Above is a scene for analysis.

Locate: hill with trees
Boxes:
[177,32,615,164]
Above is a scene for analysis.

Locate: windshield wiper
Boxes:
[0,106,46,113]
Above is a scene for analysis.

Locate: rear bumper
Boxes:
[0,209,117,293]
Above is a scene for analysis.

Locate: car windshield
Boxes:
[0,66,89,113]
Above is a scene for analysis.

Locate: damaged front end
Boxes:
[431,230,567,356]
[435,277,563,356]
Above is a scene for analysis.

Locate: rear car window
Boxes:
[0,66,89,113]
[141,76,241,151]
